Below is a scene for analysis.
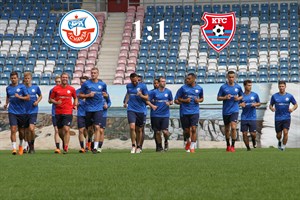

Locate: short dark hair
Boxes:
[187,73,196,78]
[278,80,286,86]
[153,78,159,83]
[243,79,252,86]
[10,71,18,77]
[227,71,235,76]
[158,77,165,82]
[80,76,89,81]
[130,73,138,79]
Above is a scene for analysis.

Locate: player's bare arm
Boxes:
[269,104,275,112]
[289,103,298,113]
[123,93,129,108]
[15,93,30,101]
[178,97,191,103]
[33,94,43,106]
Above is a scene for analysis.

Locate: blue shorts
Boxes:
[55,114,73,129]
[151,117,169,132]
[86,111,103,127]
[275,119,291,133]
[77,116,86,129]
[101,117,107,129]
[223,112,239,125]
[181,114,199,128]
[127,111,145,127]
[28,113,38,125]
[8,113,29,128]
[52,115,57,127]
[241,120,257,132]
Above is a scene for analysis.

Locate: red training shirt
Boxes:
[50,85,76,115]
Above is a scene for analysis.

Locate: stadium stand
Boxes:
[0,0,105,85]
[113,2,299,84]
[0,1,299,85]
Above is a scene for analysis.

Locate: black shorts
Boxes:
[28,113,38,125]
[151,117,169,132]
[86,111,103,127]
[275,119,291,133]
[127,111,145,127]
[100,117,107,129]
[241,120,257,132]
[181,114,199,128]
[223,112,239,125]
[55,114,73,129]
[52,115,57,127]
[180,116,186,129]
[8,113,29,128]
[77,116,86,129]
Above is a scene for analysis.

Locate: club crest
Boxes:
[200,12,236,52]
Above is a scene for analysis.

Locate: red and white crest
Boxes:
[200,12,236,52]
[59,9,99,50]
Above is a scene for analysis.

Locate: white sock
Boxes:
[282,145,286,149]
[12,142,16,149]
[24,141,28,149]
[191,142,196,149]
[94,142,99,149]
[19,139,23,146]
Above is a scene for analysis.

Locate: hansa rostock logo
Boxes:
[59,9,99,50]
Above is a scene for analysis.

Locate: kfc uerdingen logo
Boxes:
[200,12,236,52]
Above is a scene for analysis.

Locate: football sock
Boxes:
[28,141,32,149]
[12,142,16,149]
[278,141,282,147]
[80,141,84,148]
[252,138,256,147]
[19,139,23,146]
[231,139,236,147]
[64,145,68,151]
[282,145,286,150]
[191,142,196,149]
[132,144,136,147]
[94,142,99,149]
[98,142,103,148]
[91,142,94,149]
[226,139,230,146]
[24,141,28,150]
[55,143,60,149]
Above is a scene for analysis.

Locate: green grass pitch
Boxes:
[0,148,299,200]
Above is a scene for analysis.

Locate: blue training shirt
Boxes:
[103,94,111,118]
[148,89,156,117]
[174,90,183,117]
[49,89,55,116]
[126,82,148,113]
[25,85,41,114]
[240,92,260,120]
[217,83,243,115]
[149,88,173,118]
[76,88,86,117]
[80,79,107,112]
[270,92,297,121]
[176,84,203,115]
[6,84,29,114]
